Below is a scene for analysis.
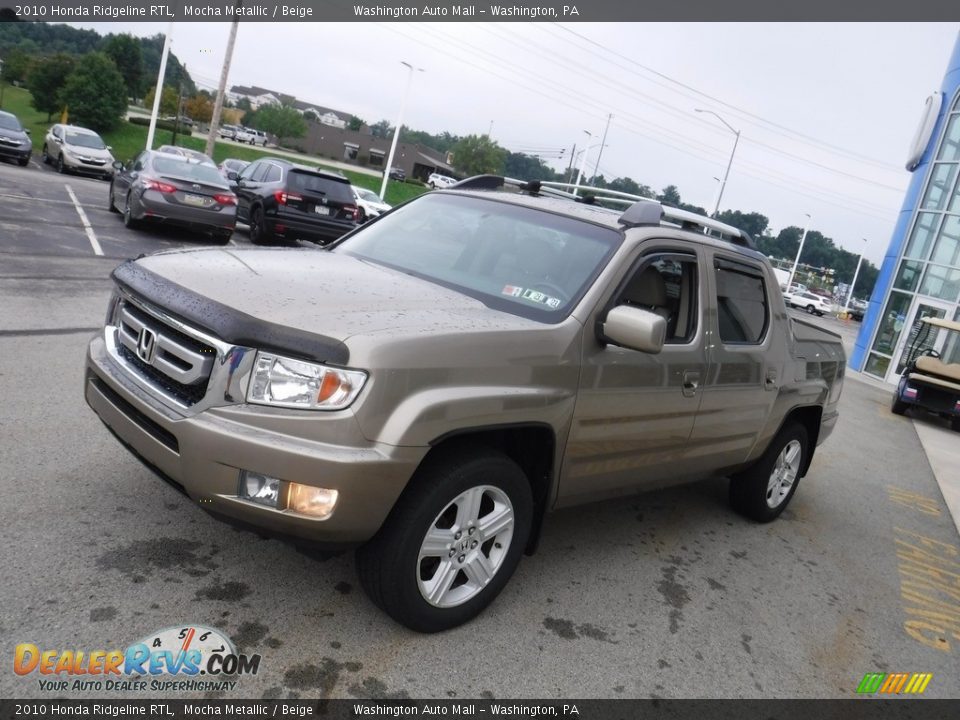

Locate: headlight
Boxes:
[247,352,366,410]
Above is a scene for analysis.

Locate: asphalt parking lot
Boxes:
[1,161,959,700]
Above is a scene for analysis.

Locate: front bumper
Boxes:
[85,332,423,544]
[62,153,112,177]
[0,144,30,162]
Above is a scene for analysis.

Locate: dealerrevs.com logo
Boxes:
[14,625,261,693]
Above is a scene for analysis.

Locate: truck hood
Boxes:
[113,247,531,364]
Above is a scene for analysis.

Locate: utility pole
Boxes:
[565,143,576,183]
[206,16,240,158]
[171,64,185,146]
[145,21,174,152]
[591,112,613,183]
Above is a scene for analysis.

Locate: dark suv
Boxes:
[230,158,359,244]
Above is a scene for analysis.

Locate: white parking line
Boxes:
[64,184,103,256]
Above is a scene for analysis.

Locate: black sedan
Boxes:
[109,150,237,243]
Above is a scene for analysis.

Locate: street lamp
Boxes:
[379,61,424,200]
[843,238,868,314]
[695,108,740,217]
[787,213,812,290]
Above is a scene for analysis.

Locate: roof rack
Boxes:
[452,176,755,250]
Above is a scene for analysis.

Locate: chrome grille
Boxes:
[114,299,216,406]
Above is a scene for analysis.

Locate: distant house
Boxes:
[228,85,284,110]
[292,100,348,129]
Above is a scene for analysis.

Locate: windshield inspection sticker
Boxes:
[502,285,561,308]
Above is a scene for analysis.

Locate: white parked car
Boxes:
[428,172,457,189]
[352,186,392,222]
[243,128,268,146]
[783,290,834,317]
[233,127,254,143]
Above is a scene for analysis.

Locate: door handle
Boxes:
[682,370,700,398]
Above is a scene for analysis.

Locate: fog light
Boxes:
[288,483,339,520]
[239,471,281,508]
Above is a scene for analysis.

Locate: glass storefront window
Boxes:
[904,212,940,259]
[937,112,960,162]
[870,291,912,356]
[921,163,958,211]
[864,353,891,378]
[918,264,960,302]
[931,214,960,265]
[893,259,924,292]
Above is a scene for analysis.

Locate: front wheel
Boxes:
[729,423,808,522]
[56,154,66,174]
[41,145,49,164]
[806,304,815,314]
[357,447,533,633]
[108,183,119,213]
[18,155,29,167]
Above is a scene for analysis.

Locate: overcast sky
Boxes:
[72,21,960,265]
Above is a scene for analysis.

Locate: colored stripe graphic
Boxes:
[856,672,932,694]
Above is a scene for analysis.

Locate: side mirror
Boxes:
[106,146,113,151]
[112,160,123,170]
[24,129,30,135]
[601,305,666,354]
[227,171,238,181]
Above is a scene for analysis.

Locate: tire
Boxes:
[249,206,267,244]
[806,305,815,314]
[108,183,119,213]
[123,193,139,229]
[357,207,367,223]
[729,423,808,523]
[56,154,66,174]
[213,230,232,245]
[429,182,436,189]
[951,417,960,433]
[891,393,908,416]
[41,145,50,164]
[18,156,29,167]
[356,447,533,633]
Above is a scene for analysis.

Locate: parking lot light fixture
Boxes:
[788,213,812,290]
[379,61,424,200]
[695,109,740,217]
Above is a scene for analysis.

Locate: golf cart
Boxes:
[891,316,960,431]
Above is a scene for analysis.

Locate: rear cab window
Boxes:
[713,256,769,344]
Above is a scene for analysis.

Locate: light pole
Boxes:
[379,61,423,200]
[787,213,812,290]
[0,57,5,110]
[146,21,174,151]
[695,108,740,217]
[843,238,867,314]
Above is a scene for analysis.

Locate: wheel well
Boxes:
[423,425,555,556]
[781,405,823,477]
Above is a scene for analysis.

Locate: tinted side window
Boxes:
[249,163,270,183]
[239,161,260,181]
[264,164,282,183]
[714,259,768,344]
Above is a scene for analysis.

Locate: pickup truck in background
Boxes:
[84,177,845,632]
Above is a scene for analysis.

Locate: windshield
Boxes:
[0,114,22,131]
[152,156,228,186]
[356,188,383,203]
[335,193,621,322]
[65,131,106,149]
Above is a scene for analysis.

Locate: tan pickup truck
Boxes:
[85,178,845,632]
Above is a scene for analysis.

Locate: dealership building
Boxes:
[852,32,960,382]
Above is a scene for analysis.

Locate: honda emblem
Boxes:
[136,327,157,363]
